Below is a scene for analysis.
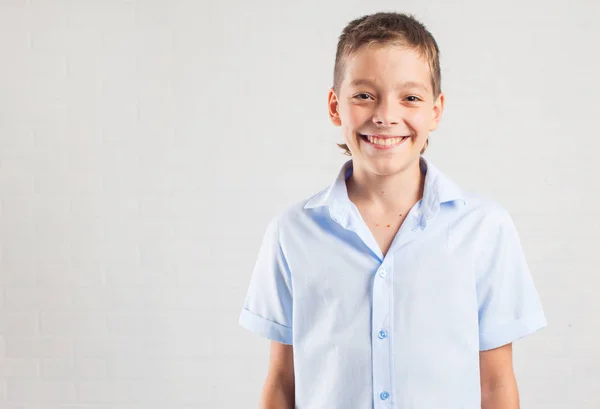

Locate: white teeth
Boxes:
[365,135,406,147]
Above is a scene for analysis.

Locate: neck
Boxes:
[346,158,425,213]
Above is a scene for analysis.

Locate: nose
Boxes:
[372,96,400,127]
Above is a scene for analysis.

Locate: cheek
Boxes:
[345,105,368,128]
[415,107,434,124]
[342,123,359,146]
[405,109,432,131]
[341,106,367,142]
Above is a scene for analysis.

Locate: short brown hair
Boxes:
[333,12,441,156]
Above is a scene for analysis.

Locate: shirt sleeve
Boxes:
[477,209,547,351]
[238,216,293,345]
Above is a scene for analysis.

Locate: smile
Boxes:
[359,134,410,149]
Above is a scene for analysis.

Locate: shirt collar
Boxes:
[304,156,467,229]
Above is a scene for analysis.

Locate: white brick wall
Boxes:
[0,0,224,407]
[0,0,598,408]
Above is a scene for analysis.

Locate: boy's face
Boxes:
[328,44,444,176]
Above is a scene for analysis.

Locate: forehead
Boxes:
[342,44,431,91]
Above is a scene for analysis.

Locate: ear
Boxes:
[429,91,445,132]
[328,87,342,127]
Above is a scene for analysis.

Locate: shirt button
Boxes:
[378,330,388,339]
[378,269,387,277]
[380,391,390,400]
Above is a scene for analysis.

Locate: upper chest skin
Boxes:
[348,176,425,258]
[355,205,412,257]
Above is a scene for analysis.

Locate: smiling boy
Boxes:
[239,12,547,409]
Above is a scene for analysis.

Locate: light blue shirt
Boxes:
[239,156,547,409]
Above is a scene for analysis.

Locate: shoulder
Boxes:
[461,190,514,227]
[459,191,526,270]
[445,190,521,249]
[266,187,330,235]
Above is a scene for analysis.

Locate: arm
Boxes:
[476,210,547,407]
[260,340,295,409]
[480,343,519,409]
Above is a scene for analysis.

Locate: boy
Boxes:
[239,11,547,409]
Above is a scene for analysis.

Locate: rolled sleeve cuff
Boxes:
[479,312,547,351]
[239,308,293,345]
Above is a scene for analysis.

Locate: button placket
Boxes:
[372,263,393,407]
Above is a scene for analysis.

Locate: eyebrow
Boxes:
[349,79,430,92]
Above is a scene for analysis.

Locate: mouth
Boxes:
[359,133,411,149]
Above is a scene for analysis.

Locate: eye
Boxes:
[353,93,373,100]
[406,95,421,102]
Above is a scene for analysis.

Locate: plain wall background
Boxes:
[0,0,598,408]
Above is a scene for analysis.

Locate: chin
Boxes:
[362,150,421,174]
[358,156,400,175]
